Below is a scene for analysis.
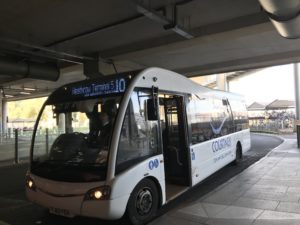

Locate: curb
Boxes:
[245,133,287,168]
[251,132,285,142]
[198,133,287,200]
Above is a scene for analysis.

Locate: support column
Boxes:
[294,63,300,121]
[217,74,228,91]
[2,100,7,134]
[0,96,3,135]
[58,113,65,134]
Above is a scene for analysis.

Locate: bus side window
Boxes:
[187,95,235,145]
[230,100,249,131]
[116,90,159,174]
[187,95,212,144]
[210,98,233,137]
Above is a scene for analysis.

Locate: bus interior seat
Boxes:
[49,133,87,160]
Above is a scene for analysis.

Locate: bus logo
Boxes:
[212,137,231,153]
[148,159,159,170]
[191,149,195,160]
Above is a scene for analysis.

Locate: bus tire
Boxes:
[127,178,159,225]
[233,143,242,165]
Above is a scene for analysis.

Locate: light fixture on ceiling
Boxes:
[5,94,14,98]
[24,87,36,91]
[20,92,31,95]
[136,2,194,39]
[170,25,194,39]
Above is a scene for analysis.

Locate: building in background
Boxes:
[247,102,267,127]
[248,100,295,133]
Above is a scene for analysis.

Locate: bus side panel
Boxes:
[190,134,235,186]
[242,129,251,153]
[231,129,251,153]
[107,154,166,217]
[190,129,251,186]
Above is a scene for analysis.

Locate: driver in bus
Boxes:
[97,112,112,148]
[94,112,112,163]
[85,100,116,163]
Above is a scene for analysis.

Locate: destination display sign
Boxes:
[47,74,132,104]
[71,78,126,98]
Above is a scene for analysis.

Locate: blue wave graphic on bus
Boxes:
[210,116,228,135]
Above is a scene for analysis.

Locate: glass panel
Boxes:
[188,95,233,145]
[117,90,159,167]
[33,105,61,158]
[31,96,121,182]
[188,95,213,144]
[210,98,232,136]
[230,100,249,131]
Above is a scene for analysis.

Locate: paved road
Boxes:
[0,133,283,225]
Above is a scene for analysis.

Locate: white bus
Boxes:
[26,67,251,225]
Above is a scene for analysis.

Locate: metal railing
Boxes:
[0,129,55,164]
[249,118,295,134]
[0,129,31,164]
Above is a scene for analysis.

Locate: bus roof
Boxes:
[46,67,244,104]
[133,67,245,101]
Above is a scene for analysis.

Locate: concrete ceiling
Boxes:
[0,0,300,100]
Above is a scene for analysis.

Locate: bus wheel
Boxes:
[127,179,159,225]
[233,143,242,165]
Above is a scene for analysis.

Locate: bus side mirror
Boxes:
[222,99,228,105]
[147,98,158,121]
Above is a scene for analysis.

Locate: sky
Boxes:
[228,64,295,106]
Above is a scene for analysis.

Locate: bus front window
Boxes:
[31,97,121,182]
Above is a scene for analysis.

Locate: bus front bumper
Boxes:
[26,188,129,220]
[81,195,129,219]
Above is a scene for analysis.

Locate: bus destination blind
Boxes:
[71,78,126,98]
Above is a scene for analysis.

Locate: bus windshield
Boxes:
[31,96,121,182]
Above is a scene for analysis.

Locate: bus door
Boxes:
[160,95,190,187]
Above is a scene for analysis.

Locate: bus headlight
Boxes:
[85,186,111,201]
[26,176,36,191]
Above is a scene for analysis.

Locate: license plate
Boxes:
[49,207,75,218]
